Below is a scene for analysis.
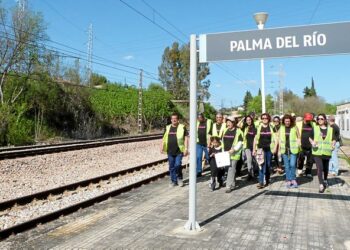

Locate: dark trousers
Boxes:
[209,159,225,180]
[313,156,330,185]
[168,153,183,184]
[298,148,313,175]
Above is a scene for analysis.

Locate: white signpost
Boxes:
[185,21,350,231]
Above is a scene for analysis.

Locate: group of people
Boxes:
[161,111,341,194]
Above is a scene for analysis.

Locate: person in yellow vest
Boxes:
[253,113,278,189]
[296,113,315,178]
[272,116,283,174]
[310,113,336,193]
[161,113,189,187]
[196,113,212,177]
[212,112,226,139]
[250,111,261,128]
[242,115,257,181]
[222,116,243,193]
[279,114,300,188]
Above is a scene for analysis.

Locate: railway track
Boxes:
[0,133,162,160]
[0,158,182,240]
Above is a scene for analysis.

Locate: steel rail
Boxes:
[0,158,178,240]
[0,133,162,160]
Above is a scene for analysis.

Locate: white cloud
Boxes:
[235,80,257,85]
[268,71,280,76]
[123,55,134,60]
[215,83,221,88]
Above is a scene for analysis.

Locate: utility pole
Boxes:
[138,69,143,134]
[87,23,93,86]
[278,64,285,116]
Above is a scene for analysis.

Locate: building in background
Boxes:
[336,102,350,139]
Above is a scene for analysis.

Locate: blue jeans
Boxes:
[282,153,297,181]
[168,154,183,184]
[258,149,272,185]
[196,144,209,174]
[329,141,340,175]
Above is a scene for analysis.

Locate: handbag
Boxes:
[255,148,265,166]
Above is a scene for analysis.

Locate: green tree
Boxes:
[325,103,336,114]
[90,73,108,87]
[0,3,46,104]
[158,42,210,100]
[64,59,81,84]
[303,77,317,98]
[243,90,253,113]
[247,94,274,114]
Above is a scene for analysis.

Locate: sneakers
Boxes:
[324,180,329,188]
[286,181,291,188]
[297,169,303,177]
[319,184,325,193]
[306,174,312,178]
[257,183,264,189]
[225,188,233,193]
[178,179,184,187]
[291,180,298,188]
[169,182,177,187]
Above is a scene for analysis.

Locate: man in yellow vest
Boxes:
[196,113,212,177]
[212,112,226,138]
[161,113,189,187]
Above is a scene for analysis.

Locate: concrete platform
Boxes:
[1,159,350,250]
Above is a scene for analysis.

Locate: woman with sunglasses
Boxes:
[310,113,336,193]
[279,114,300,188]
[242,115,257,181]
[253,113,278,189]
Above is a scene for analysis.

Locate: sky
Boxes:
[3,0,350,109]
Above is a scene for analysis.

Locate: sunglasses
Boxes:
[317,117,325,121]
[262,117,268,120]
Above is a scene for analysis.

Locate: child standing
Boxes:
[208,136,225,191]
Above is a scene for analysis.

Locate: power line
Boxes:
[120,0,252,87]
[0,34,158,83]
[308,0,322,23]
[141,0,188,38]
[0,23,158,78]
[119,0,186,43]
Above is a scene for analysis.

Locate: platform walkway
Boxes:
[1,158,350,250]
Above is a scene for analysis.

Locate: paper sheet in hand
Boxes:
[215,151,230,168]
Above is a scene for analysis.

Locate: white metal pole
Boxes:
[184,34,200,231]
[260,58,266,113]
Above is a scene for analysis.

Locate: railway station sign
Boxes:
[199,21,350,62]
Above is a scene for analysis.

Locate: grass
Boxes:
[341,137,350,147]
[339,155,350,167]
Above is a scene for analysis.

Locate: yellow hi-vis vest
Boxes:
[255,124,276,152]
[312,126,333,157]
[212,122,226,138]
[296,121,316,136]
[243,125,255,149]
[162,124,185,153]
[222,127,243,160]
[196,119,213,143]
[279,125,299,154]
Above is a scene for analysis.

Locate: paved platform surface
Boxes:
[1,158,350,249]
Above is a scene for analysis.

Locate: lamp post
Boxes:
[253,12,268,113]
